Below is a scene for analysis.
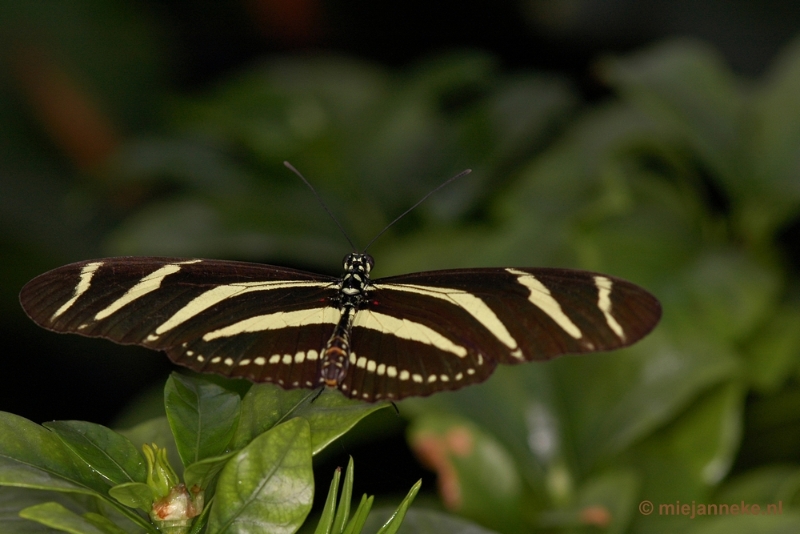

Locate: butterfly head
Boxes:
[343,253,374,275]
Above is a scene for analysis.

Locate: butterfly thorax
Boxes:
[320,253,375,387]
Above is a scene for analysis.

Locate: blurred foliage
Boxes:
[2,2,800,534]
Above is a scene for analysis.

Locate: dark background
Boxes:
[2,2,800,531]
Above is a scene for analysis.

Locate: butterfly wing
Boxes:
[338,267,661,401]
[19,257,340,387]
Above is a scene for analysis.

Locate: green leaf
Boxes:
[342,494,373,534]
[600,39,746,194]
[741,303,800,393]
[363,508,499,534]
[164,373,242,467]
[18,502,108,534]
[107,482,156,512]
[0,412,106,495]
[81,512,129,534]
[407,414,523,531]
[232,384,388,454]
[118,417,181,474]
[183,451,237,491]
[0,487,86,534]
[667,250,780,345]
[574,470,640,533]
[375,479,421,534]
[313,457,356,534]
[314,466,341,534]
[714,465,800,506]
[627,383,745,533]
[687,513,800,534]
[208,417,313,534]
[44,421,146,487]
[745,37,800,241]
[187,494,213,534]
[332,458,354,534]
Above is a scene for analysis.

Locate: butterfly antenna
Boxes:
[284,161,357,251]
[363,169,471,252]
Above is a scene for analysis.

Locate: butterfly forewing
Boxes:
[20,258,340,383]
[20,256,661,401]
[375,267,661,361]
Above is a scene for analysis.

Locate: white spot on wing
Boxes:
[51,262,104,320]
[506,268,583,339]
[594,276,625,340]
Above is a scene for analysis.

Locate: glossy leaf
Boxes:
[375,479,421,534]
[108,482,156,512]
[183,451,237,491]
[363,508,499,534]
[232,384,388,454]
[18,502,107,534]
[332,458,354,534]
[342,494,373,534]
[314,466,341,534]
[118,417,182,474]
[0,412,107,495]
[81,513,129,534]
[164,373,241,467]
[208,417,313,534]
[0,487,85,534]
[44,421,146,487]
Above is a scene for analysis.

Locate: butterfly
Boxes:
[19,165,661,402]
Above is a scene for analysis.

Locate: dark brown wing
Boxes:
[338,267,661,401]
[19,257,339,387]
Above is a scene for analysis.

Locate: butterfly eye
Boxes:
[364,255,374,272]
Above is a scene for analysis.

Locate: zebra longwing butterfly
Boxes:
[19,253,660,402]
